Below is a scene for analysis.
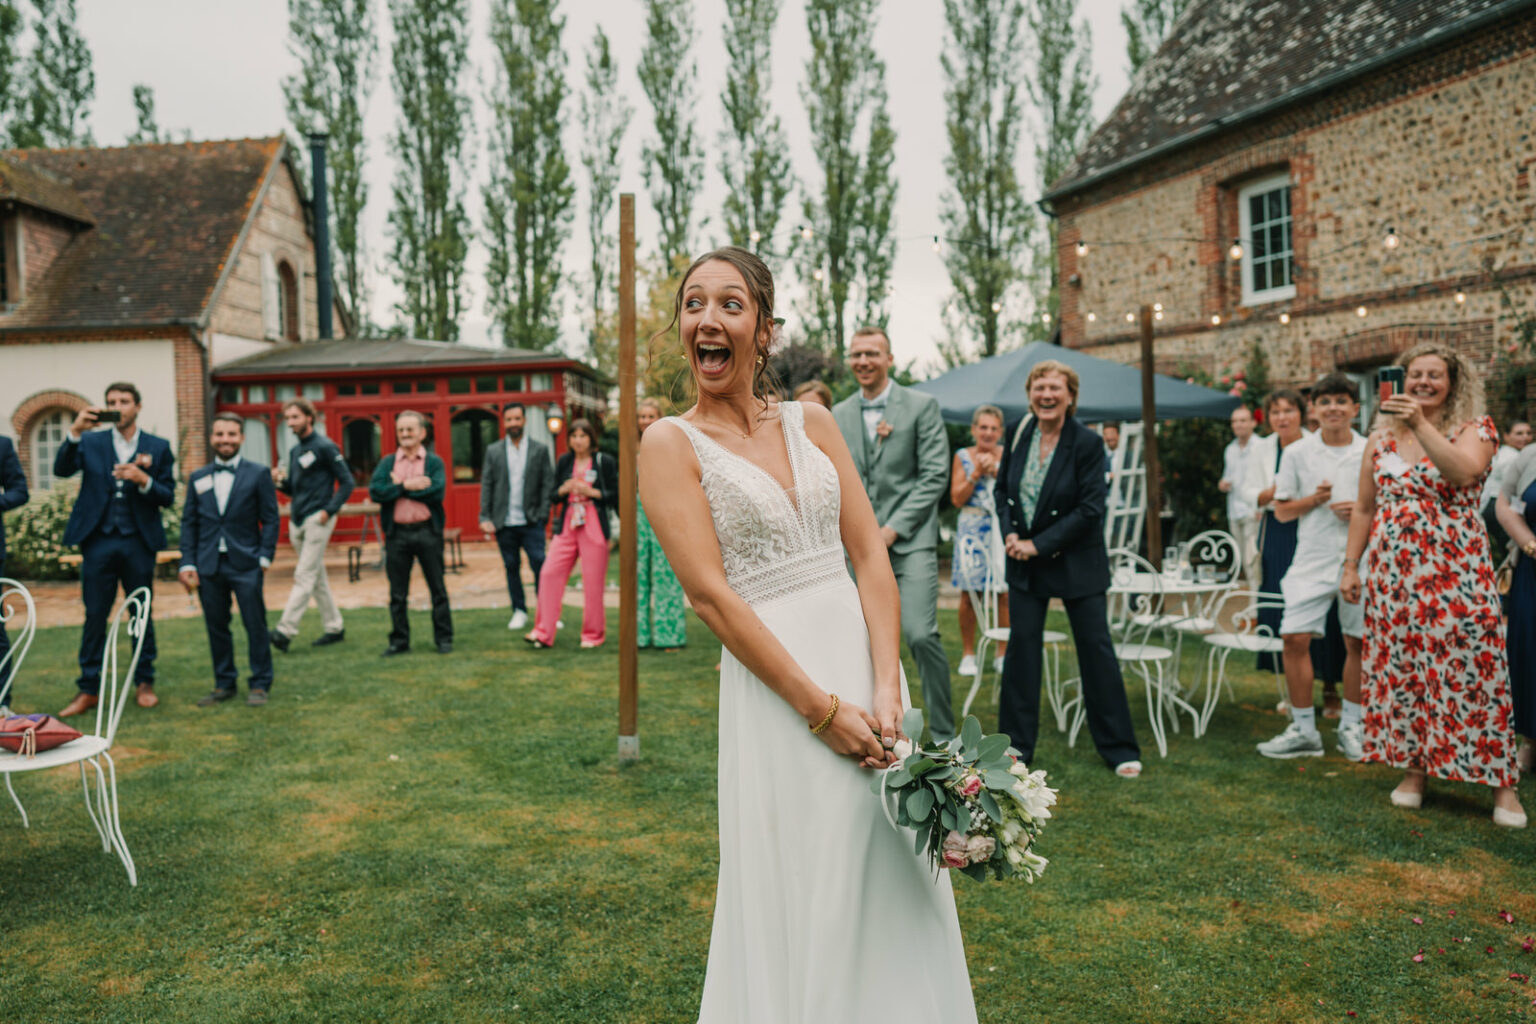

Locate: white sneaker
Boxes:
[1257,722,1324,759]
[556,618,564,631]
[958,655,978,677]
[507,609,528,630]
[1336,722,1364,762]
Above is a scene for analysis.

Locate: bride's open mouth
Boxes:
[697,341,732,377]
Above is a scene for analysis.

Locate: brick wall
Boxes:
[18,210,77,301]
[174,330,207,470]
[1054,13,1536,398]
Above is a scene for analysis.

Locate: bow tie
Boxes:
[860,398,886,411]
[212,463,237,474]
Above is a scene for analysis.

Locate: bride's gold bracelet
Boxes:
[810,693,840,735]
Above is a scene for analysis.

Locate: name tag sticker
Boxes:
[195,476,214,494]
[298,451,317,469]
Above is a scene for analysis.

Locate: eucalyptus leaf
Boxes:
[960,716,983,751]
[906,788,935,822]
[907,757,937,777]
[977,733,1011,762]
[978,789,1003,823]
[902,707,925,741]
[984,769,1016,791]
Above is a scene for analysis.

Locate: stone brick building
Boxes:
[1044,0,1536,417]
[0,136,343,482]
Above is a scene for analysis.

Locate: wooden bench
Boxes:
[58,550,183,581]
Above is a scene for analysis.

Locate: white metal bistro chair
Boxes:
[0,578,38,712]
[1197,589,1287,736]
[955,535,1070,728]
[0,586,151,885]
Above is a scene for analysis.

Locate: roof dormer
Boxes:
[0,156,94,310]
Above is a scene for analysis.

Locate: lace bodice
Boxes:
[664,402,847,607]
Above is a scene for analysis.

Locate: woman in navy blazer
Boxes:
[994,360,1142,776]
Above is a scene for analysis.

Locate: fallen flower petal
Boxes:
[1500,910,1515,924]
[1412,917,1423,925]
[1510,972,1529,982]
[1412,952,1425,963]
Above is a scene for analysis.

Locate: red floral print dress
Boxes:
[1361,416,1518,788]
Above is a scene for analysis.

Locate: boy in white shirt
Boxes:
[1257,374,1368,761]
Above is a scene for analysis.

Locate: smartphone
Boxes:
[1377,366,1405,405]
[95,408,122,424]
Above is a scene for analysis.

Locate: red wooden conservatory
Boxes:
[212,338,609,536]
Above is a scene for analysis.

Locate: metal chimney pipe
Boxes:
[308,132,333,339]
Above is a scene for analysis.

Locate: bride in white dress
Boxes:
[639,248,976,1023]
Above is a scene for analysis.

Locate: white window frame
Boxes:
[1237,173,1296,306]
[29,408,73,491]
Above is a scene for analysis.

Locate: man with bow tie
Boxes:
[179,414,280,706]
[54,382,176,717]
[832,326,955,739]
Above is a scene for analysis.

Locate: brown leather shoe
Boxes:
[136,684,159,708]
[58,693,100,718]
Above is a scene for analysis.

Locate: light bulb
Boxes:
[812,268,824,282]
[1125,313,1135,323]
[990,301,1002,313]
[1455,291,1466,304]
[1075,240,1088,256]
[1153,302,1163,312]
[1279,312,1291,325]
[931,236,942,253]
[1087,312,1097,322]
[1384,227,1399,250]
[749,230,761,244]
[1041,312,1051,324]
[1229,240,1243,261]
[800,225,813,240]
[1154,311,1164,321]
[1356,305,1368,318]
[1211,314,1222,326]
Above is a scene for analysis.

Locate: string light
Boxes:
[1154,310,1164,321]
[990,301,1002,313]
[931,236,942,253]
[1279,312,1291,325]
[1087,312,1097,322]
[1076,240,1088,256]
[1229,239,1243,261]
[812,268,824,282]
[1153,302,1163,312]
[1356,305,1368,318]
[1383,226,1399,250]
[1041,312,1051,325]
[748,230,761,245]
[1455,291,1466,304]
[1125,313,1136,323]
[799,225,813,241]
[1210,314,1222,326]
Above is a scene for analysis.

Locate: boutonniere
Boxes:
[875,419,893,442]
[134,453,153,469]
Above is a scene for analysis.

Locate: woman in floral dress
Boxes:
[949,404,1008,677]
[1340,343,1525,828]
[636,398,686,649]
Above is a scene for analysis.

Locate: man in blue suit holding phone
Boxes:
[54,383,176,717]
[179,414,280,706]
[0,431,29,710]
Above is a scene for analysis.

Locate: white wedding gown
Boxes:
[664,402,976,1024]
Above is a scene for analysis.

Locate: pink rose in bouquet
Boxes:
[941,830,970,869]
[956,773,983,798]
[965,835,996,864]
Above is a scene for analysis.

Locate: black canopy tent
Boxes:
[912,342,1243,424]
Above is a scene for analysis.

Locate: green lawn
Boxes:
[2,607,1533,1023]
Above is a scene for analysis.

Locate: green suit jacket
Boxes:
[831,383,950,555]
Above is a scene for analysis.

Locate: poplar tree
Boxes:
[719,0,792,253]
[12,0,93,148]
[1122,0,1189,75]
[638,0,703,267]
[940,0,1031,357]
[579,27,631,366]
[483,0,574,350]
[0,3,20,137]
[387,0,472,342]
[1026,0,1095,338]
[126,85,161,144]
[798,0,898,353]
[285,0,378,334]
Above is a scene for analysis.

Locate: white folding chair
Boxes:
[1,586,151,885]
[1197,588,1287,735]
[956,536,1069,727]
[0,578,38,712]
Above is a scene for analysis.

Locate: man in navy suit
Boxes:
[0,432,29,709]
[179,415,280,706]
[54,383,176,717]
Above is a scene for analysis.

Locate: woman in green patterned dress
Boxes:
[637,399,687,649]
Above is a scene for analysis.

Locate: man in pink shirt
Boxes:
[368,411,453,655]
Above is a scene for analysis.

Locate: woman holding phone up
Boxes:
[1340,343,1524,828]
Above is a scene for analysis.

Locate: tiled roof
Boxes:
[0,137,284,330]
[213,338,600,377]
[0,156,94,223]
[1045,0,1528,200]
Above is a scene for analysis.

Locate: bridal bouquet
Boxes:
[872,711,1056,883]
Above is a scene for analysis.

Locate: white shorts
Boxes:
[1279,571,1364,639]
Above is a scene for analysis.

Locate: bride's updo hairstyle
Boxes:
[655,246,779,403]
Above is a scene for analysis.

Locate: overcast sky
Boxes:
[80,0,1132,374]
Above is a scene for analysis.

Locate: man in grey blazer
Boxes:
[833,326,955,739]
[479,403,555,630]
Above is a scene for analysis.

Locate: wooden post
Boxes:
[1139,304,1163,569]
[617,194,639,762]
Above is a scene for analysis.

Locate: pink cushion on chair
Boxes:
[0,715,83,756]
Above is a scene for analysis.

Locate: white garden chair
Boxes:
[955,535,1070,729]
[1197,589,1287,736]
[0,586,151,885]
[0,578,38,712]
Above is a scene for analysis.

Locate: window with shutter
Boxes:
[260,252,280,339]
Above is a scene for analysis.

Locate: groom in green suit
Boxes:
[833,326,956,739]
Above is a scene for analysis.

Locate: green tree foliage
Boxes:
[579,27,631,370]
[11,0,93,148]
[285,0,379,335]
[939,0,1032,359]
[387,0,472,341]
[719,0,792,254]
[126,84,160,144]
[483,0,574,351]
[798,0,898,353]
[1025,0,1096,338]
[1121,0,1189,75]
[0,2,23,136]
[1159,367,1227,540]
[638,0,703,267]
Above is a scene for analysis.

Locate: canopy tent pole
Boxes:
[1139,304,1164,569]
[617,194,639,762]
